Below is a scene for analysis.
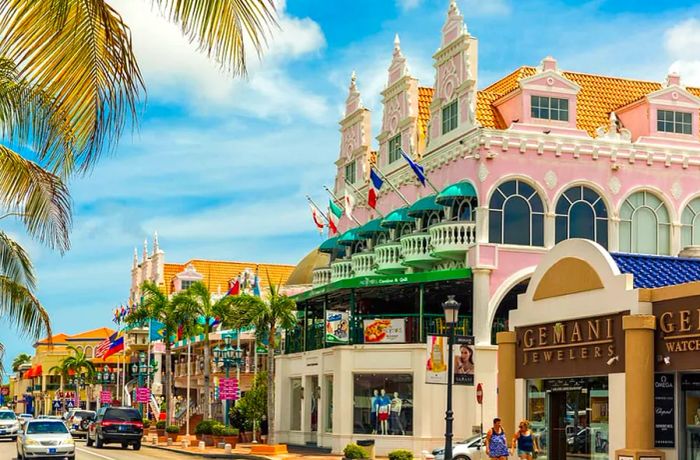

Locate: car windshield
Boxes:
[74,411,94,419]
[104,409,141,422]
[458,435,483,445]
[27,421,69,434]
[0,412,16,420]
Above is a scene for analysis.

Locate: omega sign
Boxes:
[653,296,700,371]
[515,312,626,379]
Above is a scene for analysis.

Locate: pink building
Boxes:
[278,2,700,458]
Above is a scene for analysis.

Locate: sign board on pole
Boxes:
[426,335,475,385]
[476,383,483,405]
[135,387,150,403]
[52,400,62,410]
[218,378,239,401]
[100,391,113,405]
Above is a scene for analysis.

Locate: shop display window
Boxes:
[684,388,700,460]
[290,378,302,431]
[325,375,333,433]
[353,373,413,435]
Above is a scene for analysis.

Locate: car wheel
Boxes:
[122,442,128,449]
[95,433,104,448]
[10,436,16,441]
[86,433,94,447]
[133,441,141,451]
[454,455,471,460]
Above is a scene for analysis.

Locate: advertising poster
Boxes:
[325,310,350,344]
[426,335,475,385]
[654,373,675,448]
[363,318,406,344]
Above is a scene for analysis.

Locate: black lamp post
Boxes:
[442,295,461,460]
[131,351,156,415]
[213,337,243,426]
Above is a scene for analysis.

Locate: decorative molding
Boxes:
[478,162,489,182]
[671,181,682,200]
[544,170,557,190]
[608,177,621,195]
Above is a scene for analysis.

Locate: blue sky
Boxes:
[4,0,700,370]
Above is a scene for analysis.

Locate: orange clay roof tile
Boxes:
[417,86,434,139]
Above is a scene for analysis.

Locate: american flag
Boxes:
[95,335,111,358]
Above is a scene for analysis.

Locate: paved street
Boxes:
[0,439,195,460]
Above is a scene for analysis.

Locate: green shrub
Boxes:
[142,419,151,429]
[195,420,217,435]
[165,425,180,434]
[388,450,413,460]
[155,420,166,430]
[221,426,239,436]
[343,444,368,459]
[212,423,226,436]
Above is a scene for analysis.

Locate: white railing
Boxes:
[330,259,353,282]
[312,267,332,286]
[351,252,375,277]
[374,242,405,273]
[400,233,436,266]
[429,221,477,258]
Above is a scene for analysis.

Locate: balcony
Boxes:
[429,221,477,259]
[351,252,376,277]
[330,259,353,282]
[312,267,331,287]
[400,233,438,268]
[374,242,405,274]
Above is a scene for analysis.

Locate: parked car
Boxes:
[86,406,143,450]
[17,414,33,426]
[0,410,20,441]
[16,419,75,460]
[65,410,95,438]
[432,434,487,460]
[37,415,62,420]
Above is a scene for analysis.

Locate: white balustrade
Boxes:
[351,252,376,277]
[429,221,477,258]
[400,233,437,267]
[312,267,332,286]
[330,259,353,282]
[374,242,405,274]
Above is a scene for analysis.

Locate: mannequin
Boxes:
[390,392,405,435]
[378,389,391,435]
[695,408,700,425]
[370,389,379,434]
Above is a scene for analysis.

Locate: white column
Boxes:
[472,268,492,345]
[671,221,682,255]
[608,217,620,252]
[475,206,489,243]
[544,212,555,248]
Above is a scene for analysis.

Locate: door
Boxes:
[548,389,591,460]
[548,391,567,460]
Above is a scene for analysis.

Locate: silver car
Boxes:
[17,419,75,460]
[432,434,487,460]
[0,410,20,440]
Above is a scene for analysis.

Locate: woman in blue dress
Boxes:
[485,417,510,460]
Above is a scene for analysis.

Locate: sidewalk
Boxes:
[142,441,345,460]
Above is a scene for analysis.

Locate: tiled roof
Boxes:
[68,327,114,340]
[162,259,295,296]
[417,87,434,139]
[611,253,700,288]
[475,90,505,130]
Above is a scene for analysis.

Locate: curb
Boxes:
[142,443,273,460]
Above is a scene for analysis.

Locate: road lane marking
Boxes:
[76,447,119,460]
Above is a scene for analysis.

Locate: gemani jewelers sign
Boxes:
[515,312,626,379]
[653,295,700,371]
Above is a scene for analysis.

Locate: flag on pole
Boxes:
[252,269,261,297]
[328,209,338,235]
[400,149,426,186]
[95,336,111,358]
[226,277,240,296]
[368,168,383,209]
[99,331,125,359]
[329,199,343,220]
[343,188,356,219]
[310,204,324,234]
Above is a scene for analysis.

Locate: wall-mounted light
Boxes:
[663,356,671,365]
[606,356,619,366]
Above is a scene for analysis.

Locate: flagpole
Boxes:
[344,178,384,217]
[401,148,440,193]
[323,185,362,225]
[305,196,330,223]
[372,167,411,206]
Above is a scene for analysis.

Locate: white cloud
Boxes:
[665,18,700,86]
[462,0,511,16]
[397,0,422,12]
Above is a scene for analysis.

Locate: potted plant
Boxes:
[195,420,216,446]
[166,425,180,442]
[212,423,225,445]
[343,443,369,460]
[142,419,151,430]
[221,426,239,448]
[156,420,166,438]
[388,449,413,460]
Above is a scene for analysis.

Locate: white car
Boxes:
[432,434,487,460]
[18,414,34,426]
[0,410,20,440]
[17,419,75,460]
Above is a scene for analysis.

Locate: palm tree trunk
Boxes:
[165,341,172,425]
[203,337,211,419]
[60,376,65,414]
[267,324,276,444]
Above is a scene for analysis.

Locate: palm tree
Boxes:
[61,345,96,408]
[228,279,296,445]
[125,281,193,424]
[11,353,31,373]
[48,359,72,412]
[177,281,237,419]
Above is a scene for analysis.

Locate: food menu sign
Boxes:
[654,373,675,448]
[325,310,349,344]
[363,318,405,344]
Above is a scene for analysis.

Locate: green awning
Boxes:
[319,237,341,254]
[380,207,414,228]
[407,195,442,217]
[357,218,389,237]
[338,228,363,245]
[436,181,477,205]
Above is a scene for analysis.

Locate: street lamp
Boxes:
[132,351,156,416]
[442,295,461,460]
[212,336,244,426]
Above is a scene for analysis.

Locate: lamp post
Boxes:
[442,295,461,460]
[213,336,243,426]
[131,351,155,417]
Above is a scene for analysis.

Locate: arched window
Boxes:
[397,223,413,238]
[555,185,608,247]
[85,346,93,358]
[375,233,388,245]
[450,197,477,222]
[489,180,545,246]
[619,190,671,255]
[424,211,442,230]
[682,197,700,247]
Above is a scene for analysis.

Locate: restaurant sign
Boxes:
[516,312,626,379]
[654,296,700,371]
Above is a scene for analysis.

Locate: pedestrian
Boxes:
[485,417,509,460]
[511,419,539,459]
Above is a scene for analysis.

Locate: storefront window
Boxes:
[353,373,412,436]
[290,378,302,431]
[527,378,609,460]
[325,375,333,433]
[683,375,700,460]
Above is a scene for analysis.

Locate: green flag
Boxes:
[329,199,343,219]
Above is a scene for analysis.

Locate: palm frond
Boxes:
[11,351,31,372]
[0,231,36,290]
[152,0,277,76]
[0,274,50,341]
[0,0,144,173]
[0,146,71,252]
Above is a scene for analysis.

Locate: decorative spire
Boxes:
[393,33,401,57]
[609,112,619,133]
[387,33,409,86]
[153,231,159,254]
[133,248,138,269]
[441,0,467,46]
[143,239,148,262]
[345,70,362,116]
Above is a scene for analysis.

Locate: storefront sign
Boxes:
[654,296,700,371]
[135,387,150,403]
[425,335,475,385]
[653,373,675,448]
[515,312,626,379]
[363,318,405,343]
[453,336,475,386]
[325,310,349,344]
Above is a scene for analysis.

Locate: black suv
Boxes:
[86,407,143,450]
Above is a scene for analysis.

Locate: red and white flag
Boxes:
[309,204,325,234]
[327,209,338,235]
[344,188,356,219]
